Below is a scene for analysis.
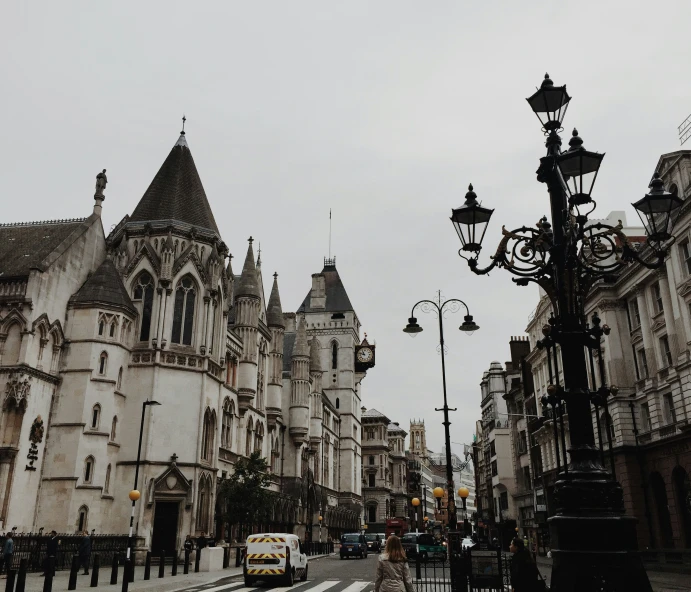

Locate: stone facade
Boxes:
[0,129,374,549]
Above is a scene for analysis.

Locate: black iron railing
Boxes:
[0,534,129,573]
[303,542,334,556]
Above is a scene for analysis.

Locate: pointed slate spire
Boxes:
[129,130,220,234]
[235,237,261,299]
[267,272,285,327]
[309,336,322,373]
[72,259,136,315]
[292,316,309,358]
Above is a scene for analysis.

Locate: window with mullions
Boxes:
[653,283,664,314]
[630,299,641,329]
[133,272,155,341]
[681,240,691,276]
[172,276,196,345]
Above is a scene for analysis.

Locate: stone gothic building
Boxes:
[0,128,375,549]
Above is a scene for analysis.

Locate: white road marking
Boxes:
[300,580,341,592]
[339,582,371,592]
[197,583,246,592]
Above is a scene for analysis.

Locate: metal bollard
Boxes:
[184,550,190,575]
[109,554,118,585]
[68,555,79,591]
[128,553,135,583]
[120,559,130,592]
[172,553,178,576]
[222,547,229,569]
[415,554,421,580]
[4,569,16,592]
[16,558,27,592]
[235,547,241,568]
[144,552,151,581]
[90,554,100,587]
[158,550,165,578]
[42,557,55,592]
[194,548,201,573]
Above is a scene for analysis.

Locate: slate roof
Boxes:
[0,218,89,278]
[129,133,220,234]
[71,259,136,314]
[388,422,407,435]
[362,408,390,422]
[298,261,354,313]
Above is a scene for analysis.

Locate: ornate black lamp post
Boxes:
[403,294,479,532]
[451,74,682,591]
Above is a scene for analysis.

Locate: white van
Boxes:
[244,533,308,587]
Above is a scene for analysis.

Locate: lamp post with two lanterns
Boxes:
[450,73,681,591]
[403,294,479,532]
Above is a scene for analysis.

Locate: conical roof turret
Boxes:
[267,273,285,327]
[235,237,261,299]
[129,130,219,234]
[292,316,309,358]
[309,336,322,373]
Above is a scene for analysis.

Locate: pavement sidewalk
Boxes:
[12,553,334,592]
[535,556,691,592]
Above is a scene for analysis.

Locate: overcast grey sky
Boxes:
[3,2,690,454]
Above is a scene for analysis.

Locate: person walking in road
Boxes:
[0,533,13,576]
[509,537,541,592]
[374,535,414,592]
[42,531,59,576]
[79,530,92,575]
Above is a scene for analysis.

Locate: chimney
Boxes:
[310,274,326,309]
[509,335,531,366]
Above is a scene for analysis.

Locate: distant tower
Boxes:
[409,420,427,458]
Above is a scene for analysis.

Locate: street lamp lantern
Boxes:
[403,317,423,337]
[632,172,683,244]
[129,490,141,501]
[457,487,469,499]
[450,184,494,254]
[411,498,420,507]
[433,487,444,499]
[318,515,323,522]
[526,73,571,132]
[557,129,605,206]
[459,315,480,335]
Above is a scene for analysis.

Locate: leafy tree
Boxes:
[219,451,272,533]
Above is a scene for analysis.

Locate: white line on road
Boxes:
[198,582,256,592]
[299,580,341,592]
[338,581,372,592]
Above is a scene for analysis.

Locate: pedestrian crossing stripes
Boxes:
[183,579,377,592]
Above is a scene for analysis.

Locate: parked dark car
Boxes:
[365,534,382,553]
[340,533,368,559]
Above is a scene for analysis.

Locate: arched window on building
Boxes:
[104,464,111,494]
[98,321,105,336]
[98,352,108,376]
[91,404,101,430]
[332,342,338,370]
[221,399,234,449]
[84,456,94,483]
[336,398,340,409]
[254,422,264,454]
[77,505,89,532]
[368,504,377,523]
[201,408,216,462]
[133,272,155,342]
[109,320,117,338]
[117,367,123,390]
[600,411,615,444]
[171,276,197,345]
[246,418,254,457]
[271,435,280,473]
[110,416,117,441]
[196,476,210,530]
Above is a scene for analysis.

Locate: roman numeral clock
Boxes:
[354,335,375,372]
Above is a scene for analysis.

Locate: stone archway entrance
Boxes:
[150,460,191,554]
[152,501,179,554]
[651,471,674,548]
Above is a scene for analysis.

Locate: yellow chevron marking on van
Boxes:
[246,568,285,575]
[247,536,286,543]
[246,553,286,559]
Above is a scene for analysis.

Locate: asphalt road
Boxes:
[177,553,382,592]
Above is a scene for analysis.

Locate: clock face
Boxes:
[357,347,373,363]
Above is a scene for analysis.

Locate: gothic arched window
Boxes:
[246,418,254,456]
[117,367,123,390]
[332,342,338,370]
[254,422,264,454]
[222,398,234,449]
[91,404,101,430]
[201,408,215,462]
[110,416,117,441]
[133,272,155,341]
[104,464,112,494]
[84,456,94,483]
[77,505,89,531]
[98,352,108,375]
[172,276,197,346]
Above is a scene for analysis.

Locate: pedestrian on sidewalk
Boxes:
[374,535,414,592]
[0,533,13,575]
[509,537,541,592]
[79,530,92,575]
[42,531,59,576]
[184,535,194,564]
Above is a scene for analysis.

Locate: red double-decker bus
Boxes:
[385,518,408,539]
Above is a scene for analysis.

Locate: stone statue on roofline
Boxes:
[95,169,108,197]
